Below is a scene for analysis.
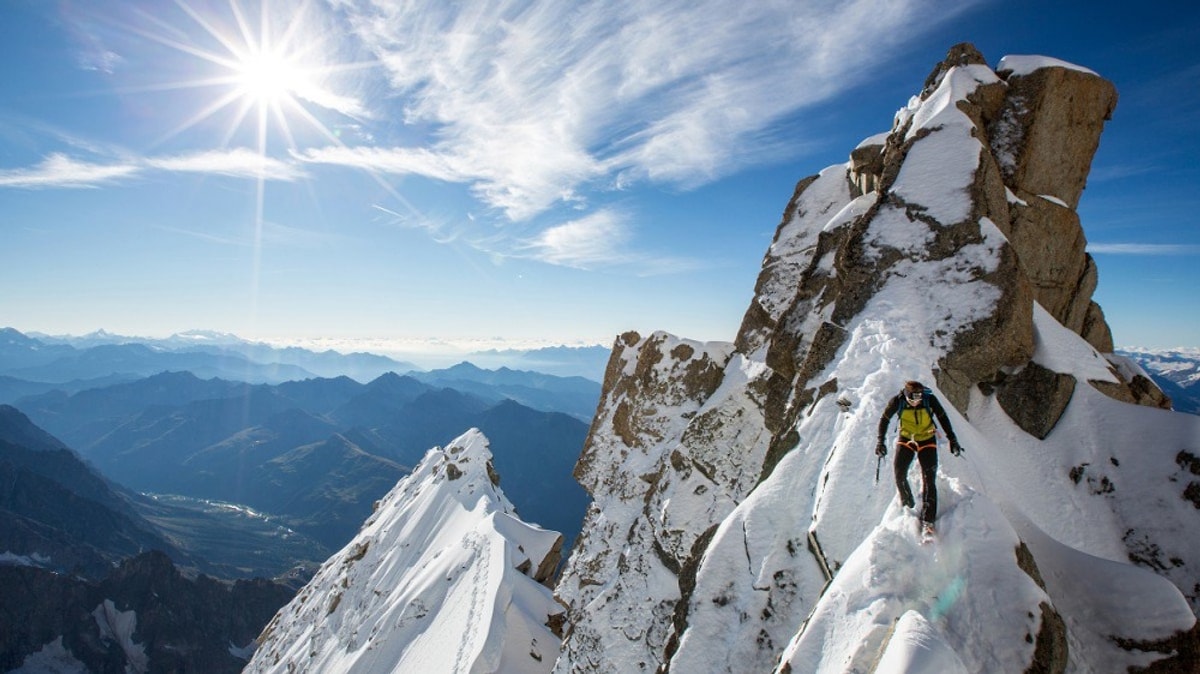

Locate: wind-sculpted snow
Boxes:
[556,44,1200,674]
[777,481,1194,673]
[246,429,564,674]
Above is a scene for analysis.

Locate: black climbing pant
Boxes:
[895,437,938,524]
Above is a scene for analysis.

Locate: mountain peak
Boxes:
[920,41,989,97]
[555,45,1200,673]
[247,429,565,673]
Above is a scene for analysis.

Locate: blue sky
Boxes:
[2,0,1197,353]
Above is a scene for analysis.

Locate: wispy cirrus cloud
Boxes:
[1088,162,1159,183]
[369,202,700,272]
[297,145,470,183]
[0,148,303,188]
[157,219,339,248]
[520,210,632,269]
[1088,243,1200,255]
[146,148,305,181]
[327,0,978,221]
[0,153,139,188]
[516,209,701,274]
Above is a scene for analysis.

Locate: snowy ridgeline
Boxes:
[239,49,1200,674]
[245,429,565,674]
[558,325,1200,674]
[553,48,1200,674]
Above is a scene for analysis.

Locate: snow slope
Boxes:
[248,46,1200,674]
[555,46,1200,674]
[245,429,564,674]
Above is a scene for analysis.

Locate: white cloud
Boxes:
[522,210,631,269]
[1088,163,1158,182]
[1088,243,1200,255]
[157,219,337,248]
[146,148,305,181]
[514,209,702,274]
[0,153,140,188]
[370,203,466,245]
[0,148,304,189]
[327,0,975,220]
[297,146,468,183]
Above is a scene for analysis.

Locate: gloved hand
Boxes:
[950,439,964,456]
[875,440,887,457]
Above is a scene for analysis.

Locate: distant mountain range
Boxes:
[408,360,601,420]
[5,326,614,383]
[0,405,189,578]
[0,404,327,580]
[467,343,612,381]
[2,326,598,578]
[2,327,417,384]
[1118,348,1200,415]
[12,369,591,566]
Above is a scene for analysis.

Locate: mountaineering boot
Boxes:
[898,482,915,509]
[920,521,936,543]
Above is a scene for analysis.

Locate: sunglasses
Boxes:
[905,392,923,404]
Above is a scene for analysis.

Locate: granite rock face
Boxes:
[749,42,1157,435]
[554,44,1195,674]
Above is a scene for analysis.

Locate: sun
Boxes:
[143,0,368,152]
[232,48,307,109]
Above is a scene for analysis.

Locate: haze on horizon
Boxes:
[2,0,1198,349]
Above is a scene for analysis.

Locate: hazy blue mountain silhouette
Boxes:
[0,405,188,578]
[466,343,611,381]
[1118,350,1200,415]
[0,327,417,385]
[408,361,601,421]
[6,341,314,384]
[1149,375,1200,414]
[16,371,590,557]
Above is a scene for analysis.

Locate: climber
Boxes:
[875,381,964,536]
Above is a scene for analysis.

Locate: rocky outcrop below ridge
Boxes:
[557,332,769,672]
[246,429,565,674]
[0,550,293,674]
[554,44,1200,673]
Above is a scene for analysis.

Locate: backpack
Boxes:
[895,388,938,431]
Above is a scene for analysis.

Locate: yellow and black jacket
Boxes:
[877,390,958,448]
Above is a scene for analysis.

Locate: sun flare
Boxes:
[145,0,369,153]
[233,49,307,108]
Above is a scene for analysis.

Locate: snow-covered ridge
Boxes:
[246,429,564,674]
[554,43,1200,673]
[998,54,1099,77]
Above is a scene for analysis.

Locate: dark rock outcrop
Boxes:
[0,551,293,673]
[994,362,1077,439]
